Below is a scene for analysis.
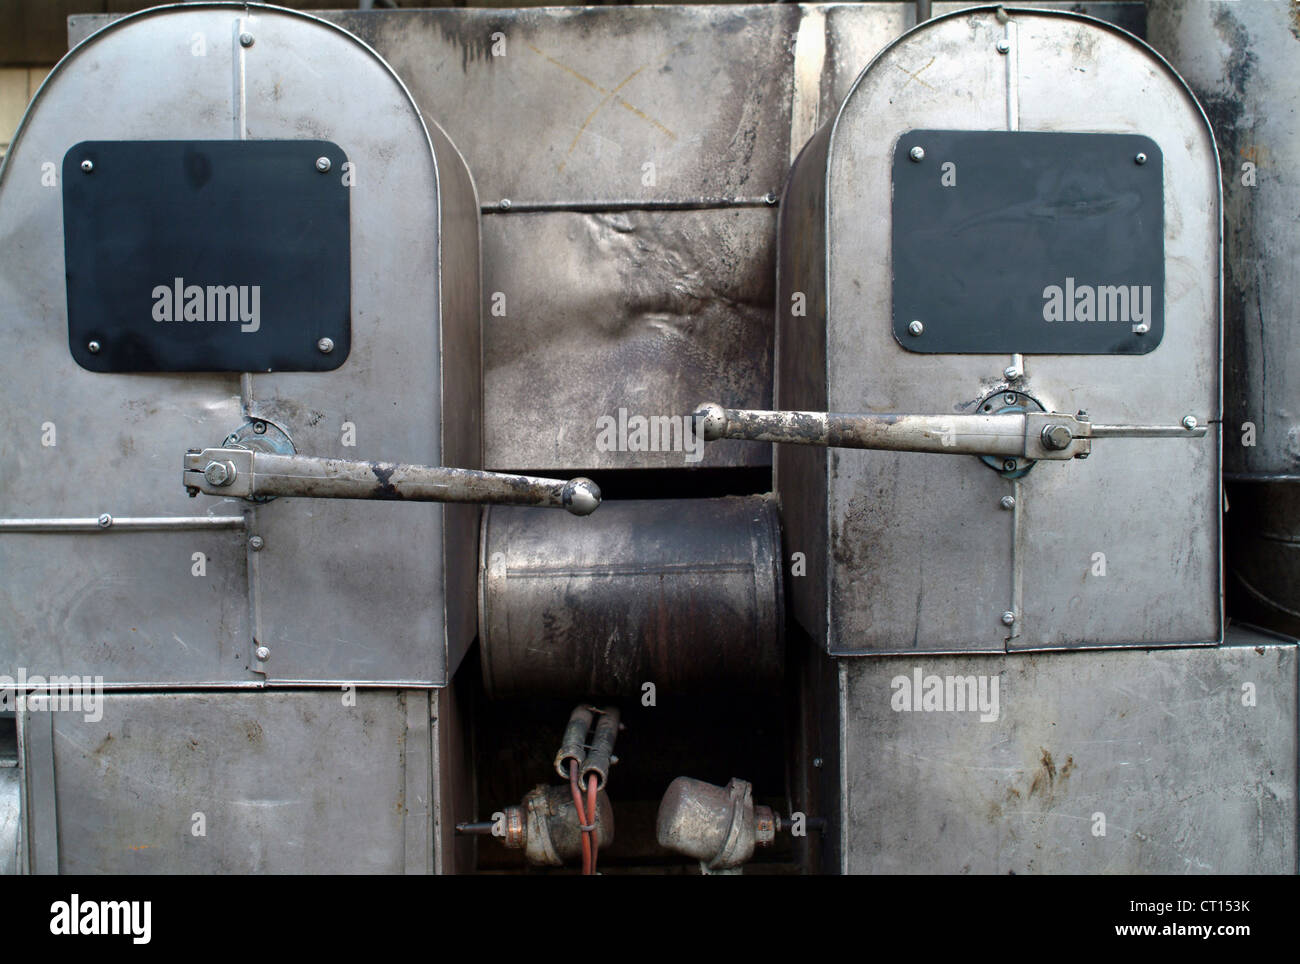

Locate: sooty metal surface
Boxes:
[63,139,350,373]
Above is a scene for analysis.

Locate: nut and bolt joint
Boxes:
[1040,423,1073,451]
[203,460,236,487]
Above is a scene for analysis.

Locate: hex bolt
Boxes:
[996,39,1011,54]
[239,32,254,48]
[317,337,335,354]
[1135,152,1148,165]
[315,156,331,173]
[908,320,924,336]
[203,460,235,487]
[249,535,265,551]
[97,513,112,529]
[80,159,94,173]
[87,340,101,354]
[1000,495,1016,510]
[909,146,925,162]
[1001,611,1017,626]
[1040,423,1073,451]
[252,420,267,434]
[1182,415,1198,430]
[255,645,270,662]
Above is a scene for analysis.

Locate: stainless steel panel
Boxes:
[779,6,1220,652]
[839,637,1298,873]
[1,4,481,686]
[50,690,433,873]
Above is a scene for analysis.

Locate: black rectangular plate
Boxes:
[892,130,1163,354]
[63,140,350,372]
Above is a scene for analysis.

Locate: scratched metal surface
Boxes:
[778,6,1220,653]
[68,3,1145,472]
[49,690,434,873]
[0,4,481,687]
[839,634,1298,874]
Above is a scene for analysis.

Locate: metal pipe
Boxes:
[580,707,621,792]
[0,515,245,532]
[554,705,595,780]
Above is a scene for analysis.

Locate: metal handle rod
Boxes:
[693,404,1027,456]
[184,448,601,516]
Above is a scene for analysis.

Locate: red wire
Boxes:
[569,759,592,875]
[586,774,599,874]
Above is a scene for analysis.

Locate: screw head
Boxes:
[315,156,331,173]
[909,146,925,162]
[1133,323,1150,335]
[1004,393,1018,405]
[97,513,112,528]
[252,420,267,434]
[1182,415,1198,430]
[255,645,270,662]
[249,535,265,551]
[1001,610,1016,626]
[499,198,512,210]
[812,757,824,769]
[764,192,779,205]
[908,320,924,336]
[203,460,234,486]
[87,340,101,354]
[1002,458,1018,472]
[1004,365,1022,381]
[80,159,93,173]
[239,32,254,48]
[999,495,1016,510]
[996,39,1011,54]
[1135,152,1148,165]
[1041,423,1073,451]
[317,337,335,354]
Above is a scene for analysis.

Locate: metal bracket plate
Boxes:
[62,139,351,373]
[892,130,1164,354]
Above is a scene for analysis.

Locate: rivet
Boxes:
[317,337,335,354]
[80,159,94,173]
[87,340,101,353]
[239,33,254,48]
[1001,611,1016,626]
[909,146,925,162]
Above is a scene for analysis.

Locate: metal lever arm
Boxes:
[692,403,1206,461]
[183,448,601,515]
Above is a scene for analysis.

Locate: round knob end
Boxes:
[693,402,727,442]
[562,478,601,516]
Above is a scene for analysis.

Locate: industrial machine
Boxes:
[0,1,1294,874]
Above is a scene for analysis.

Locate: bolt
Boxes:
[252,420,267,434]
[255,645,270,662]
[1001,610,1016,626]
[764,192,779,205]
[908,320,924,336]
[317,337,334,354]
[249,535,265,551]
[1000,495,1016,510]
[203,460,235,487]
[1004,393,1017,405]
[909,145,925,162]
[1133,324,1149,335]
[499,198,512,210]
[1004,365,1022,381]
[315,156,331,173]
[239,32,254,48]
[80,159,93,173]
[97,513,112,528]
[1182,415,1198,430]
[997,39,1011,54]
[1135,152,1148,165]
[1002,458,1018,472]
[87,340,101,354]
[812,757,824,769]
[1041,423,1073,451]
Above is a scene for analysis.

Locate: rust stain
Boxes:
[128,844,153,851]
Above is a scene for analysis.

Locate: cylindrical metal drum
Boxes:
[479,496,784,699]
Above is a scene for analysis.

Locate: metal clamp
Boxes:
[183,447,601,515]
